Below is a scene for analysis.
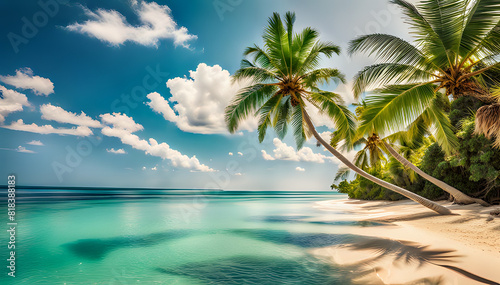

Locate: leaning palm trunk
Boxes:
[382,141,489,206]
[302,110,453,215]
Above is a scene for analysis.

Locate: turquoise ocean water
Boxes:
[0,188,384,284]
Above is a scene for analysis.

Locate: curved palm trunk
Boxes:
[382,141,489,206]
[302,110,453,215]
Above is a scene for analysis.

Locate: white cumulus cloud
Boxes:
[41,104,102,128]
[100,113,214,172]
[295,167,305,172]
[27,140,44,146]
[261,150,275,161]
[146,63,257,134]
[17,146,35,153]
[307,131,332,145]
[107,148,126,154]
[2,119,93,136]
[66,1,197,48]
[266,138,332,163]
[0,85,31,123]
[261,138,357,165]
[0,68,54,96]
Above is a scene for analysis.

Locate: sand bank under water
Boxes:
[312,199,500,285]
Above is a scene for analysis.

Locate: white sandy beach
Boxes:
[312,199,500,285]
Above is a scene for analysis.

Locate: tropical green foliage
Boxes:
[336,97,500,204]
[332,168,403,201]
[420,97,500,203]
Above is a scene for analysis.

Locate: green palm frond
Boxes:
[418,0,467,59]
[273,96,292,139]
[293,28,320,72]
[352,63,433,99]
[348,34,426,66]
[226,84,277,133]
[359,83,436,137]
[233,60,278,83]
[421,100,459,154]
[352,137,368,149]
[354,148,370,170]
[390,0,451,67]
[385,116,429,148]
[285,11,295,73]
[474,22,500,59]
[459,0,500,58]
[291,105,309,149]
[256,93,283,142]
[301,68,346,88]
[334,166,351,182]
[298,41,341,75]
[308,91,357,145]
[243,45,282,77]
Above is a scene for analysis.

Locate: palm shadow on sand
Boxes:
[229,229,499,285]
[344,238,499,285]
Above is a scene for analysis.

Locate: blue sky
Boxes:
[0,0,411,190]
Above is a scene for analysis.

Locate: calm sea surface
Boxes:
[0,188,384,284]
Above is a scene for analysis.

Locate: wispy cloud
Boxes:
[41,104,102,128]
[2,119,93,136]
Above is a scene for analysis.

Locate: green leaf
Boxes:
[308,91,357,146]
[359,83,437,137]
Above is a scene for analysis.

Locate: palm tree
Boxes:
[333,132,416,183]
[333,132,389,182]
[349,0,500,155]
[348,0,499,205]
[335,97,489,205]
[225,12,452,215]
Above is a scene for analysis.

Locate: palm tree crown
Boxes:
[225,11,355,149]
[349,0,500,153]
